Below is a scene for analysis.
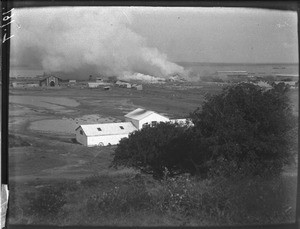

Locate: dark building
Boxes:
[39,75,63,87]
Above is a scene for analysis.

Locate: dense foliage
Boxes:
[112,122,189,178]
[113,82,296,178]
[189,82,295,177]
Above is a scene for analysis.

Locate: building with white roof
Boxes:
[75,108,191,147]
[75,122,137,147]
[124,108,170,130]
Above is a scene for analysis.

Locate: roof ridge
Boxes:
[80,122,132,127]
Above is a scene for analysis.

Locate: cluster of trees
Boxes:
[112,82,296,179]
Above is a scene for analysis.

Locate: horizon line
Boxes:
[175,61,299,65]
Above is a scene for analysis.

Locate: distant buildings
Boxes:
[69,80,77,84]
[115,81,131,88]
[11,82,39,88]
[87,82,112,88]
[115,81,143,90]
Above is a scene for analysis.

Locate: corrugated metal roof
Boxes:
[78,122,137,136]
[124,108,156,120]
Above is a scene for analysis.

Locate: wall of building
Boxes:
[87,134,130,146]
[76,129,88,146]
[139,113,169,129]
[40,76,60,87]
[26,84,40,87]
[124,117,140,129]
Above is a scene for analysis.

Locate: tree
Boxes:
[190,82,295,177]
[112,122,190,179]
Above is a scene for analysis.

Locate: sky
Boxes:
[10,7,298,79]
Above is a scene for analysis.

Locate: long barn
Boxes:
[75,122,137,147]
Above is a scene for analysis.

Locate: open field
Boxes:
[7,82,298,226]
[9,83,219,180]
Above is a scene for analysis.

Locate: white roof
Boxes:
[124,108,159,121]
[77,122,137,136]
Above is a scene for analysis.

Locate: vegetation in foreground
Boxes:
[8,171,296,226]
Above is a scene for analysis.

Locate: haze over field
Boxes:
[10,7,298,81]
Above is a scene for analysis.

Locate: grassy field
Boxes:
[7,82,298,226]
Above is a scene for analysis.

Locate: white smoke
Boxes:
[121,72,165,83]
[11,7,186,80]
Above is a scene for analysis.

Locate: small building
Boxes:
[115,80,124,86]
[11,82,39,88]
[120,83,131,88]
[12,82,25,88]
[39,75,62,87]
[116,81,131,88]
[87,82,101,88]
[132,84,143,90]
[124,108,169,130]
[26,83,39,88]
[88,82,112,88]
[75,122,137,147]
[96,78,103,83]
[69,80,77,84]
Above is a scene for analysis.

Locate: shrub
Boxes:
[26,186,67,218]
[155,174,294,225]
[86,176,152,217]
[112,122,189,179]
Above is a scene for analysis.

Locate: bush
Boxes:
[26,186,67,218]
[112,122,189,179]
[154,174,294,225]
[86,176,152,217]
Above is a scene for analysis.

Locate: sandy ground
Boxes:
[10,95,80,108]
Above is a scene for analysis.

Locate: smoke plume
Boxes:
[11,7,186,81]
